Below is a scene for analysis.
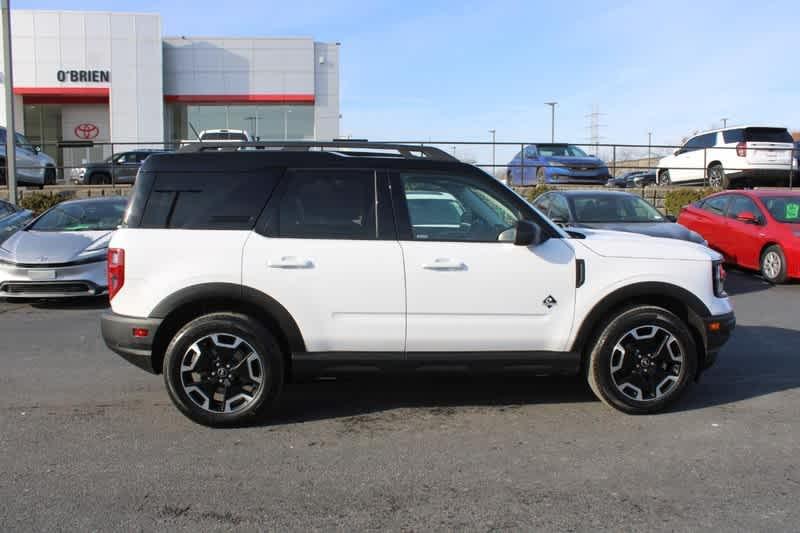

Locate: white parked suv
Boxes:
[657,126,796,189]
[101,141,735,426]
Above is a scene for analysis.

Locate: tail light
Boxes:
[736,142,747,157]
[107,248,125,300]
[712,260,727,298]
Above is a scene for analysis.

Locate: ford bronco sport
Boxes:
[101,141,735,427]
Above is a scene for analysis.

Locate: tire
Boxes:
[657,170,671,186]
[760,245,788,284]
[92,172,111,185]
[536,166,547,185]
[44,167,56,186]
[163,312,285,427]
[587,305,698,414]
[707,164,728,189]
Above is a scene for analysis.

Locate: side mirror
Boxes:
[673,148,682,156]
[736,211,758,224]
[514,219,546,246]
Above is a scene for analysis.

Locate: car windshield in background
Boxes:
[761,196,800,223]
[744,128,793,143]
[537,144,588,157]
[31,201,127,232]
[572,195,665,223]
[407,196,465,226]
[202,132,248,141]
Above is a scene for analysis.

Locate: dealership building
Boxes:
[0,9,340,170]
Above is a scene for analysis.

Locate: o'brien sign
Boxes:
[56,70,110,83]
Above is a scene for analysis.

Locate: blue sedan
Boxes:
[506,144,610,186]
[0,200,34,244]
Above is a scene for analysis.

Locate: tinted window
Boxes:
[572,195,664,223]
[744,128,793,143]
[548,195,570,222]
[532,194,551,214]
[140,171,279,230]
[702,196,729,216]
[401,173,520,242]
[201,132,248,141]
[722,129,744,144]
[407,194,464,226]
[276,170,376,239]
[685,133,716,151]
[727,195,762,221]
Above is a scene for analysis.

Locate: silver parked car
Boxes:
[0,127,58,187]
[0,196,127,299]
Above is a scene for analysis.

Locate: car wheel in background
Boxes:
[536,167,547,185]
[163,312,285,427]
[657,170,671,186]
[760,245,787,284]
[44,167,56,186]
[587,305,698,414]
[91,172,112,185]
[708,164,728,189]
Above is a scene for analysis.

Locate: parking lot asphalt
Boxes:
[1,271,799,531]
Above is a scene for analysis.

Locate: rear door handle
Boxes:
[422,258,466,271]
[267,256,314,269]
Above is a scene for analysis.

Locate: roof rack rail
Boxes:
[177,140,459,162]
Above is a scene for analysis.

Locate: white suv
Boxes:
[657,126,796,188]
[101,141,735,426]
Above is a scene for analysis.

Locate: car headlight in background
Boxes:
[70,167,87,182]
[548,161,567,167]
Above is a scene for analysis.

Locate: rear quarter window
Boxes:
[722,129,744,144]
[130,170,281,230]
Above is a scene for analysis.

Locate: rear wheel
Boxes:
[657,170,671,186]
[587,305,697,414]
[163,312,285,427]
[761,245,787,284]
[91,172,112,185]
[708,164,728,189]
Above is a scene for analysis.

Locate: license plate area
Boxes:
[28,269,56,281]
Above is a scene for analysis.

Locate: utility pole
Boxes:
[488,129,496,175]
[544,102,557,142]
[648,131,652,169]
[721,117,728,128]
[2,0,17,205]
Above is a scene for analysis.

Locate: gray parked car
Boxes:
[0,199,34,244]
[0,127,58,187]
[0,196,127,299]
[74,149,167,185]
[531,190,707,244]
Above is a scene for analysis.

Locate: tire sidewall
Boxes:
[658,170,671,186]
[163,313,284,427]
[761,246,787,284]
[589,306,698,414]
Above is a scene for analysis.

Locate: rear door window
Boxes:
[702,195,730,216]
[743,128,793,143]
[722,129,744,144]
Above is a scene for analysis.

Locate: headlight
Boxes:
[548,161,567,167]
[712,260,727,298]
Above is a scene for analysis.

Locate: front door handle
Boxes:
[422,258,466,271]
[267,256,314,269]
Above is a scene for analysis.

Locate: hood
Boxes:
[575,222,705,244]
[0,230,111,264]
[543,155,603,167]
[570,228,720,262]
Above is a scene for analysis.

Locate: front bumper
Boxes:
[545,166,610,184]
[0,258,108,298]
[701,311,736,370]
[101,311,162,374]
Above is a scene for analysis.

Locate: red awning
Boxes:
[14,87,110,104]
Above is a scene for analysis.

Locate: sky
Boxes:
[14,0,800,165]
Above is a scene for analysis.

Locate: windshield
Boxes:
[537,144,589,157]
[761,196,800,223]
[572,195,665,223]
[31,201,127,232]
[201,132,248,141]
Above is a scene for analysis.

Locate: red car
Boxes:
[678,190,800,283]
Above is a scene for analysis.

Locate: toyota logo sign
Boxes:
[74,123,99,140]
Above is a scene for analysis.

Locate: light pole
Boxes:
[544,102,557,142]
[2,0,17,205]
[648,131,652,169]
[721,117,728,128]
[488,129,496,175]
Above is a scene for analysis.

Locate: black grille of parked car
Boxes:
[0,282,94,294]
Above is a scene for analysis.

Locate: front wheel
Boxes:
[587,305,698,414]
[761,245,787,284]
[163,312,285,427]
[44,167,56,186]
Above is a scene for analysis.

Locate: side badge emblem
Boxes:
[543,295,557,309]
